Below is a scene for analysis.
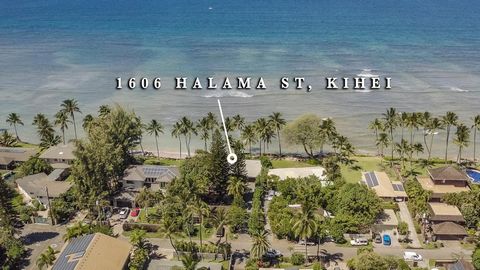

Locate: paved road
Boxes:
[20,223,66,270]
[398,201,422,248]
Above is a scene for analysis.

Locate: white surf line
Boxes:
[217,99,237,164]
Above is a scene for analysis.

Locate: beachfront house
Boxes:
[268,166,328,186]
[0,147,37,170]
[52,233,132,270]
[363,171,408,201]
[16,172,72,208]
[427,202,467,241]
[39,142,76,169]
[417,166,470,201]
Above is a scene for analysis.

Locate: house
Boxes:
[373,209,399,231]
[418,166,470,201]
[431,222,468,241]
[268,166,327,184]
[121,165,179,190]
[428,202,465,224]
[39,143,75,169]
[363,171,408,201]
[245,160,262,179]
[16,172,71,207]
[0,147,37,169]
[52,233,132,270]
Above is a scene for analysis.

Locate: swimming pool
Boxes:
[466,169,480,184]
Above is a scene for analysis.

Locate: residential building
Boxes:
[418,166,470,201]
[121,165,179,190]
[427,202,467,241]
[428,202,465,224]
[363,171,408,201]
[431,222,468,241]
[16,172,71,207]
[373,209,399,231]
[0,147,37,169]
[52,233,132,270]
[245,159,262,179]
[39,143,75,169]
[268,166,327,184]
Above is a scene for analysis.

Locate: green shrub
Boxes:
[398,221,409,235]
[413,220,422,234]
[260,156,272,169]
[312,262,325,270]
[291,253,305,265]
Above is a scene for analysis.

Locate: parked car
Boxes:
[374,234,382,244]
[298,239,316,246]
[130,208,140,217]
[119,207,130,219]
[350,238,368,246]
[403,251,423,261]
[383,234,391,246]
[264,249,282,258]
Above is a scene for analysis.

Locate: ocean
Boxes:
[1,0,479,157]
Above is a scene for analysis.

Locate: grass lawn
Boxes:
[123,230,165,238]
[340,156,384,183]
[15,141,39,149]
[271,159,315,169]
[143,157,184,166]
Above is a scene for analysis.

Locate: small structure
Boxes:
[268,166,326,182]
[40,143,76,169]
[52,233,132,270]
[428,202,465,224]
[121,165,179,190]
[363,171,407,201]
[446,259,475,270]
[16,172,71,207]
[373,209,399,231]
[431,222,467,241]
[245,160,262,179]
[0,147,37,169]
[418,167,470,201]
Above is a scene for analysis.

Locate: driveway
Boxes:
[397,202,421,248]
[20,223,66,270]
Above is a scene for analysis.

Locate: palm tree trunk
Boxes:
[445,126,450,163]
[179,138,182,158]
[13,124,19,140]
[259,141,262,156]
[304,238,308,262]
[277,129,282,156]
[168,235,179,256]
[62,129,66,145]
[428,134,435,161]
[155,136,160,158]
[249,142,252,155]
[474,129,477,162]
[204,138,207,151]
[199,216,203,258]
[390,129,394,167]
[139,137,145,156]
[72,114,78,140]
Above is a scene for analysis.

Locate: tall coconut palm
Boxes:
[32,113,55,141]
[382,108,397,167]
[82,114,94,131]
[0,130,17,147]
[197,118,210,151]
[232,114,246,132]
[269,112,286,156]
[54,111,71,145]
[227,176,246,200]
[250,230,270,259]
[425,117,444,162]
[36,246,59,270]
[6,113,23,141]
[369,118,383,155]
[60,99,81,140]
[161,216,179,256]
[206,112,218,135]
[241,124,257,155]
[179,116,197,157]
[376,133,389,157]
[471,115,480,162]
[399,112,409,141]
[442,111,458,163]
[254,118,268,155]
[146,119,164,158]
[454,124,470,163]
[291,202,318,260]
[98,105,111,117]
[194,201,210,256]
[171,122,183,158]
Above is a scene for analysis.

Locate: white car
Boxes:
[403,251,423,261]
[119,207,130,219]
[350,238,368,246]
[266,190,276,201]
[298,239,316,246]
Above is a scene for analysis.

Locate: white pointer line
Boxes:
[217,99,237,164]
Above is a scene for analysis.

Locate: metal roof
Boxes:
[52,234,95,270]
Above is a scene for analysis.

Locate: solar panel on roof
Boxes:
[397,184,404,191]
[370,172,379,186]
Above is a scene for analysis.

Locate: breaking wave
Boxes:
[450,87,469,92]
[357,68,379,78]
[202,90,254,98]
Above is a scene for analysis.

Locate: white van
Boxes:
[350,238,368,246]
[403,251,423,261]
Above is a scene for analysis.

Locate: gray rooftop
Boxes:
[0,147,37,164]
[16,173,71,202]
[39,143,76,160]
[123,165,179,182]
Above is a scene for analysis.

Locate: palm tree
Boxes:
[6,113,23,141]
[63,222,91,241]
[291,202,318,260]
[250,230,270,259]
[232,114,246,132]
[179,116,197,157]
[0,130,17,147]
[129,229,148,249]
[425,117,443,162]
[471,115,480,162]
[227,176,246,200]
[145,119,164,158]
[36,246,59,270]
[32,113,54,139]
[376,133,389,157]
[241,124,257,155]
[369,118,383,155]
[54,111,71,144]
[171,122,183,158]
[98,105,111,117]
[454,124,470,163]
[395,139,410,171]
[180,252,200,270]
[212,208,229,244]
[206,112,218,137]
[194,201,210,256]
[197,117,210,151]
[383,108,397,167]
[82,114,94,131]
[60,99,81,140]
[269,112,286,156]
[442,111,458,163]
[161,216,179,256]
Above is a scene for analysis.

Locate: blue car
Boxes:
[383,234,391,246]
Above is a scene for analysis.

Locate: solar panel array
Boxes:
[52,234,95,270]
[392,183,405,192]
[364,172,379,187]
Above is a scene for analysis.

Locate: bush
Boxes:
[413,220,422,234]
[398,221,409,235]
[259,156,272,169]
[291,253,305,265]
[312,262,325,270]
[123,222,160,232]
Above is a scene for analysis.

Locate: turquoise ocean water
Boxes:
[1,0,479,156]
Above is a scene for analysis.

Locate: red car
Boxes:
[130,208,140,217]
